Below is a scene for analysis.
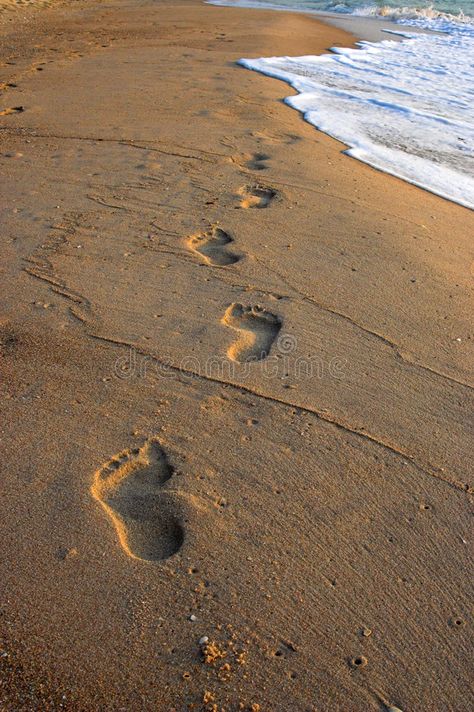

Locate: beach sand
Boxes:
[0,0,472,709]
[0,0,57,12]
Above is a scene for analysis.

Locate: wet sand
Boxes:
[0,0,473,710]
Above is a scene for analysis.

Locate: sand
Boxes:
[0,0,57,13]
[0,0,472,710]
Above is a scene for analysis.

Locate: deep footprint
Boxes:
[91,439,184,562]
[188,226,240,266]
[223,302,281,362]
[0,106,24,117]
[239,184,277,209]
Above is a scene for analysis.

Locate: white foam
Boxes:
[353,5,473,25]
[240,25,474,209]
[208,0,474,28]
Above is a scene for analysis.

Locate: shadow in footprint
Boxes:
[188,226,240,267]
[239,184,277,209]
[223,303,281,362]
[91,440,184,562]
[233,152,270,171]
[0,106,24,117]
[245,152,270,171]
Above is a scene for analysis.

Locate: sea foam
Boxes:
[240,21,474,209]
[208,0,474,26]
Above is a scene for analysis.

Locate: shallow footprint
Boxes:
[188,226,240,266]
[250,130,302,145]
[232,152,270,171]
[239,184,277,209]
[247,152,270,171]
[223,302,281,362]
[91,439,184,562]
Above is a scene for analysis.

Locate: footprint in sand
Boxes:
[188,226,240,266]
[238,184,277,209]
[223,302,281,362]
[250,129,301,145]
[0,106,24,117]
[233,152,270,171]
[91,439,184,562]
[245,152,270,171]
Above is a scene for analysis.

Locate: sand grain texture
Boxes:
[0,0,472,710]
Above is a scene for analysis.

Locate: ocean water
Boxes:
[209,0,474,22]
[209,1,474,209]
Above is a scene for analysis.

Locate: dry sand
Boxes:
[0,0,473,710]
[0,0,60,13]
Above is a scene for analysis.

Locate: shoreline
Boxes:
[1,0,472,710]
[301,9,439,40]
[206,0,441,41]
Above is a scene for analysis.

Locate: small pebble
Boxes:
[57,547,78,561]
[198,636,209,646]
[189,614,197,622]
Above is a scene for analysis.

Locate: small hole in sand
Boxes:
[350,655,368,669]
